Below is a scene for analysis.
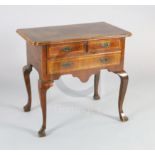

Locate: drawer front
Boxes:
[88,39,121,53]
[47,42,85,58]
[47,51,121,74]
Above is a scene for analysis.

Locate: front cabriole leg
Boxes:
[38,80,53,137]
[114,70,129,122]
[23,65,32,112]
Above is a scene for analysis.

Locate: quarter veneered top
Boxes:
[17,22,132,46]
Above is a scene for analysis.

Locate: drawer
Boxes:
[47,42,85,58]
[88,39,121,53]
[47,51,121,74]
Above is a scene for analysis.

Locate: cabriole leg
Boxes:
[23,65,32,112]
[115,71,129,122]
[38,80,52,137]
[93,71,100,100]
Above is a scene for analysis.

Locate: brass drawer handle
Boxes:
[100,57,109,64]
[61,62,73,68]
[101,42,110,48]
[61,46,72,52]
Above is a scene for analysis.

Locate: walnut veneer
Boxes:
[17,22,132,137]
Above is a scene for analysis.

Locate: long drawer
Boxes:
[47,51,122,74]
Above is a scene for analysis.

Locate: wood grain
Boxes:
[17,22,131,46]
[47,51,121,74]
[47,42,85,58]
[88,38,121,53]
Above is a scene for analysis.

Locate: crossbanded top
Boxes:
[17,22,132,46]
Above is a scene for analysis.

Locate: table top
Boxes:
[17,22,132,46]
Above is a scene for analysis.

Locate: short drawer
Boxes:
[47,51,121,74]
[47,42,85,58]
[88,39,121,53]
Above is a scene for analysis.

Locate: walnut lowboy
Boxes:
[17,22,132,137]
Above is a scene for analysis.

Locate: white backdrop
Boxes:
[0,6,155,149]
